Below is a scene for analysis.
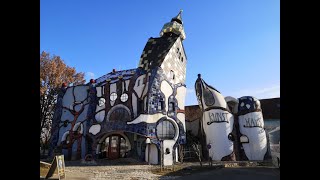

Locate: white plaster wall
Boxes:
[176,86,186,109]
[61,109,74,122]
[127,113,166,124]
[160,81,173,112]
[62,88,74,108]
[96,87,103,97]
[125,80,130,92]
[145,144,158,164]
[74,86,89,102]
[177,113,186,132]
[163,140,176,166]
[238,112,267,160]
[203,109,234,160]
[132,93,137,118]
[95,110,105,122]
[134,75,146,98]
[89,124,101,135]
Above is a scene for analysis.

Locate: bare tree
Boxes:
[40,51,85,152]
[192,143,202,167]
[178,144,184,163]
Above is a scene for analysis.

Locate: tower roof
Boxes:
[160,10,186,40]
[171,10,183,24]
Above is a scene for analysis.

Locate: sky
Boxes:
[40,0,280,105]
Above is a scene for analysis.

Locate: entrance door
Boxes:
[109,136,120,159]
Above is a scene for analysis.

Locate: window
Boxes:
[98,98,105,107]
[137,79,140,86]
[160,99,165,110]
[109,108,131,121]
[169,102,175,112]
[181,57,184,62]
[144,97,148,111]
[139,99,144,112]
[176,47,180,53]
[110,92,117,101]
[120,93,128,102]
[170,70,175,80]
[156,120,176,140]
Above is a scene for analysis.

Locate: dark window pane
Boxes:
[203,89,215,106]
[109,108,131,121]
[156,120,176,140]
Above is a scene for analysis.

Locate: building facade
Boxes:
[50,11,188,165]
[194,74,270,161]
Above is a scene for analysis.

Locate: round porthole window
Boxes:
[98,98,105,107]
[120,93,128,102]
[110,92,117,101]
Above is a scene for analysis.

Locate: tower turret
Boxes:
[160,10,186,40]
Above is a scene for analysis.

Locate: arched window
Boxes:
[109,108,131,122]
[170,70,175,80]
[156,119,176,140]
[169,102,175,112]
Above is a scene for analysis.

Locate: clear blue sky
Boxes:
[40,0,279,105]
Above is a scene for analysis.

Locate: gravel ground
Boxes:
[43,158,274,180]
[60,158,180,180]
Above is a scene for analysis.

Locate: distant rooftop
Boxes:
[185,97,280,120]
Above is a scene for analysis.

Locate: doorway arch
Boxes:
[96,132,131,159]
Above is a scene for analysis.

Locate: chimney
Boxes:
[112,69,116,73]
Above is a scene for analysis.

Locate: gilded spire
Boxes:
[159,10,186,40]
[171,9,183,24]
